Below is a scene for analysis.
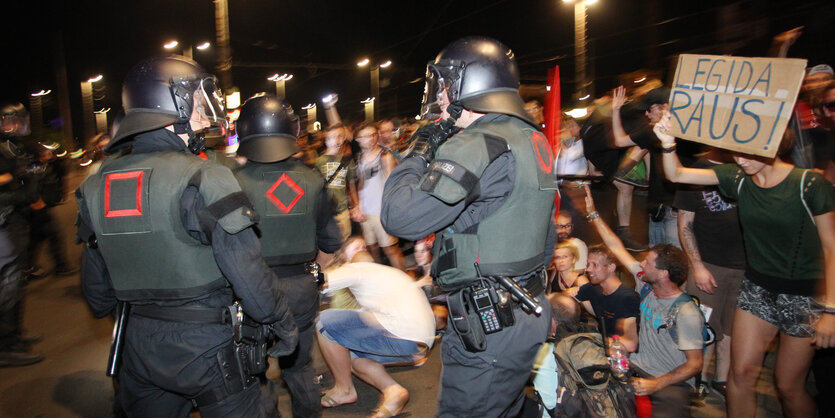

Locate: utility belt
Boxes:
[271,261,325,287]
[446,266,546,353]
[129,302,268,408]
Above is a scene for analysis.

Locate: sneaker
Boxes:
[691,382,709,406]
[711,380,727,398]
[0,350,44,367]
[615,227,648,252]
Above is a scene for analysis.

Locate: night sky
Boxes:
[5,0,833,142]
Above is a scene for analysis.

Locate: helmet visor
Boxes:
[192,77,229,141]
[420,60,464,121]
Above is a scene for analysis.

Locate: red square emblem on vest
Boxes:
[266,173,304,214]
[104,171,144,217]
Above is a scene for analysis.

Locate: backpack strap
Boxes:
[800,169,816,225]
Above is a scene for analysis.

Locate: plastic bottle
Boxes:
[608,334,630,381]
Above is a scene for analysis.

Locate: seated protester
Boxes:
[555,212,588,272]
[583,185,704,417]
[531,294,584,417]
[317,237,435,418]
[548,241,589,294]
[572,245,640,352]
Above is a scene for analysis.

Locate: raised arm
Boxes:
[611,86,637,148]
[654,115,719,186]
[582,185,641,275]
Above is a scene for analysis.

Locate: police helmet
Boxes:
[236,94,300,163]
[108,55,227,152]
[421,36,534,125]
[0,101,31,137]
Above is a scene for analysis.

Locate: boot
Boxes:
[615,226,648,252]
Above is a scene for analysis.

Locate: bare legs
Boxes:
[727,309,816,418]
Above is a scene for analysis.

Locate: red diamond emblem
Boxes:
[266,173,304,214]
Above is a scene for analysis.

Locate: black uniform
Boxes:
[382,114,557,417]
[0,139,33,356]
[234,157,342,417]
[77,129,296,417]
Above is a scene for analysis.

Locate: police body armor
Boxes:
[80,152,252,301]
[421,115,557,291]
[234,158,323,266]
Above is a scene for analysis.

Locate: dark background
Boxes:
[4,0,833,142]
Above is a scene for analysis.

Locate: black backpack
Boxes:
[552,333,637,418]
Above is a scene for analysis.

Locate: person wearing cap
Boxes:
[611,85,696,248]
[232,94,342,417]
[76,56,298,416]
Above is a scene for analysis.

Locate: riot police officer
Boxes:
[0,102,43,367]
[381,37,557,417]
[233,94,341,417]
[76,56,298,417]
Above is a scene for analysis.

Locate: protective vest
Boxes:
[420,116,557,290]
[80,151,254,301]
[234,158,323,265]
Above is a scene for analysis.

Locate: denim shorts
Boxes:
[737,277,822,338]
[317,309,423,365]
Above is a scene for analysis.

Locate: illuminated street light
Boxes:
[196,42,211,50]
[563,0,597,101]
[357,58,370,67]
[579,94,591,101]
[268,73,293,98]
[565,108,589,118]
[380,60,392,68]
[360,97,375,104]
[301,104,317,132]
[88,75,103,83]
[81,74,105,139]
[163,40,210,59]
[357,59,391,119]
[164,40,179,49]
[31,89,51,97]
[361,98,375,123]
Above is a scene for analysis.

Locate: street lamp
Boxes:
[163,40,211,59]
[81,74,104,140]
[357,58,391,120]
[268,73,293,99]
[29,89,51,131]
[361,97,375,123]
[301,103,317,132]
[563,0,597,101]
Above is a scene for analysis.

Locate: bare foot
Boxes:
[370,385,409,417]
[321,385,357,408]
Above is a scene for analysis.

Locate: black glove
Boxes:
[265,309,299,358]
[406,122,457,165]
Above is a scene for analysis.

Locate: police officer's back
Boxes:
[75,56,297,417]
[381,37,557,417]
[233,95,341,417]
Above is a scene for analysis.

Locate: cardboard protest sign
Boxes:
[669,54,806,158]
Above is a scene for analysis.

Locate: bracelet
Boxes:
[586,211,600,221]
[823,307,835,315]
[661,145,677,153]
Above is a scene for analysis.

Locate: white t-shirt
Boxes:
[324,262,435,347]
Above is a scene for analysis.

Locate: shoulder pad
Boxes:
[197,161,257,234]
[420,131,508,204]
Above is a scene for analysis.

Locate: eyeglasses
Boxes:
[821,101,835,111]
[556,223,573,229]
[355,133,377,140]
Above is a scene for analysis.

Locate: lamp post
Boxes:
[563,0,597,101]
[29,89,51,131]
[268,73,293,99]
[361,97,375,123]
[80,75,102,142]
[301,103,317,133]
[163,40,211,59]
[357,58,391,120]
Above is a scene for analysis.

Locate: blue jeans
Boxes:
[648,206,680,248]
[317,309,422,365]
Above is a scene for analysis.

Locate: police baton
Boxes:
[106,302,130,377]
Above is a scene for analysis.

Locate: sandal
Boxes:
[321,393,355,408]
